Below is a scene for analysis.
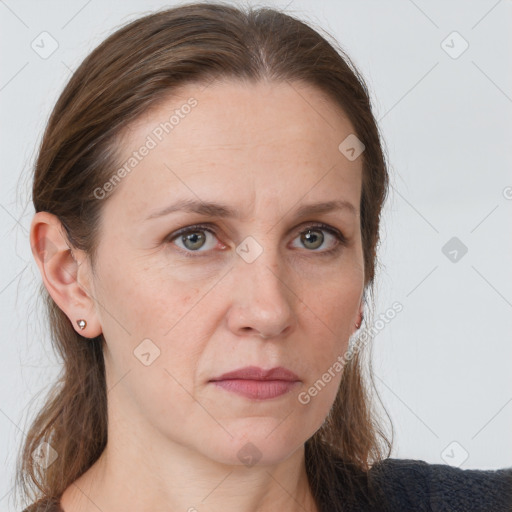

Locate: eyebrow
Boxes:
[144,198,357,221]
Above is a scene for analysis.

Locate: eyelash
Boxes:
[165,222,347,258]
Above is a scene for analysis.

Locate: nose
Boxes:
[226,246,297,340]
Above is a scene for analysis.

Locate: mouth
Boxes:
[209,366,301,400]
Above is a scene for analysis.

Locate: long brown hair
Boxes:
[17,2,393,510]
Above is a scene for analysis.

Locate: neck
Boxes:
[60,420,320,512]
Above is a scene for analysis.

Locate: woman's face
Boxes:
[85,79,365,466]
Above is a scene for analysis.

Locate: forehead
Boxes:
[104,79,362,221]
[123,79,356,148]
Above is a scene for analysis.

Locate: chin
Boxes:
[201,421,311,468]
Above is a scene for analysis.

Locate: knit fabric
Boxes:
[22,457,512,512]
[333,458,512,512]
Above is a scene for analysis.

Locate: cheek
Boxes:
[98,271,209,425]
[303,274,362,343]
[295,273,362,412]
[99,253,201,334]
[94,256,211,388]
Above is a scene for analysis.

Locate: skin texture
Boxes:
[31,79,365,512]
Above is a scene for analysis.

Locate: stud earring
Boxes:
[355,315,364,330]
[76,319,87,330]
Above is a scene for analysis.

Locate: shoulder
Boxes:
[364,457,512,512]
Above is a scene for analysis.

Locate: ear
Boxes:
[355,300,364,331]
[30,211,102,339]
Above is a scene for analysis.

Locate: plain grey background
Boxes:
[1,0,511,510]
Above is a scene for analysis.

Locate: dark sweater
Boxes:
[330,457,512,511]
[22,457,512,512]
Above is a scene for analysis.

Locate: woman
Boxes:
[17,2,512,511]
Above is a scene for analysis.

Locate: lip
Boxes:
[210,366,300,382]
[209,366,301,400]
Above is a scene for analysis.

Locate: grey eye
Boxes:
[172,229,217,252]
[300,229,324,250]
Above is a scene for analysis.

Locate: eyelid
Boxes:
[166,221,347,256]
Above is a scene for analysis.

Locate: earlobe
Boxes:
[30,211,102,339]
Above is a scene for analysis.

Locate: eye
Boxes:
[165,222,346,257]
[168,224,222,255]
[290,224,345,254]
